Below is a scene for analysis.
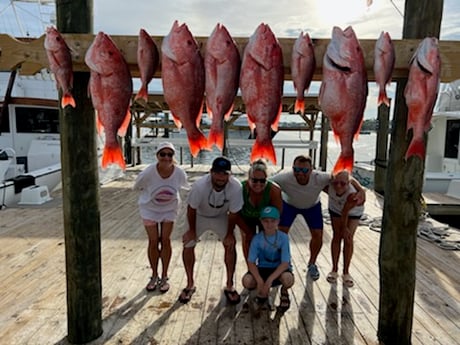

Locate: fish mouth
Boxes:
[326,54,351,73]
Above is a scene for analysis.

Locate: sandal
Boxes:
[178,287,196,304]
[224,289,241,305]
[279,291,290,310]
[159,278,170,293]
[343,274,354,288]
[146,276,159,292]
[326,271,338,283]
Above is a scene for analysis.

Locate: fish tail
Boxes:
[188,131,208,157]
[207,128,224,151]
[102,145,126,171]
[333,153,354,174]
[61,93,76,108]
[250,139,276,165]
[294,99,305,114]
[405,138,425,161]
[135,85,148,102]
[378,89,390,107]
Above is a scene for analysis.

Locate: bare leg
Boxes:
[330,217,343,273]
[223,241,236,290]
[308,228,323,265]
[182,246,195,289]
[342,219,359,275]
[159,221,174,279]
[145,223,160,277]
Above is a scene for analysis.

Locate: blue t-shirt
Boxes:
[248,230,291,269]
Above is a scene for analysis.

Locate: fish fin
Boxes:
[171,114,182,129]
[251,139,276,165]
[96,114,104,135]
[271,104,283,132]
[102,145,126,171]
[187,130,208,157]
[195,103,204,128]
[61,94,76,108]
[206,102,213,119]
[207,128,224,151]
[223,105,234,121]
[377,89,390,107]
[135,85,148,102]
[294,99,305,114]
[333,154,354,174]
[405,138,425,161]
[247,115,256,135]
[117,110,131,137]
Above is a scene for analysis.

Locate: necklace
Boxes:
[263,231,278,248]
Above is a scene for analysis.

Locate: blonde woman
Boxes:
[133,142,188,292]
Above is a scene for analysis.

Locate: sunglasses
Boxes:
[251,177,267,184]
[333,180,348,187]
[158,152,174,157]
[293,167,309,174]
[208,189,228,209]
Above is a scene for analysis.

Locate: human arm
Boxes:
[247,261,268,297]
[350,177,366,205]
[269,182,283,213]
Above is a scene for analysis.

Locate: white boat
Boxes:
[353,81,460,196]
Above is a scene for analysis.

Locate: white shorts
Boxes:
[139,209,177,224]
[185,214,228,247]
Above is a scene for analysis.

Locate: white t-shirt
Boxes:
[328,183,364,217]
[270,170,331,209]
[187,174,243,217]
[133,163,188,220]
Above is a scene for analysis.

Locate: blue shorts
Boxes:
[279,200,323,230]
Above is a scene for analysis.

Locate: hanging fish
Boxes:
[374,31,395,107]
[135,28,159,103]
[240,23,283,165]
[404,37,441,160]
[205,23,241,150]
[44,26,76,108]
[319,26,368,174]
[161,20,207,157]
[85,32,133,170]
[291,31,315,114]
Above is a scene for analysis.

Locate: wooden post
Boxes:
[56,1,103,343]
[378,1,443,344]
[374,104,390,194]
[319,115,329,171]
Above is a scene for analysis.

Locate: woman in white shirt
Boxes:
[133,142,188,293]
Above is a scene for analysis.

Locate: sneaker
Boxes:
[308,264,320,281]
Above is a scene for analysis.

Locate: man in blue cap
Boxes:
[242,205,294,310]
[180,157,243,305]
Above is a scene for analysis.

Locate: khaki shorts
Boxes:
[184,214,228,247]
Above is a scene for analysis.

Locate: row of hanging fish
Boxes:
[43,23,441,171]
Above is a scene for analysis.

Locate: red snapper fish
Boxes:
[85,32,133,170]
[291,31,316,114]
[240,23,283,165]
[44,26,76,108]
[161,20,207,157]
[404,37,441,160]
[319,26,368,174]
[135,28,159,102]
[205,23,241,150]
[374,31,395,107]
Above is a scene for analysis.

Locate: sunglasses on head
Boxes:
[159,151,174,157]
[251,177,267,184]
[333,180,348,187]
[293,166,309,174]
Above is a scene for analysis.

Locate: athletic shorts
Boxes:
[246,267,293,287]
[279,200,323,230]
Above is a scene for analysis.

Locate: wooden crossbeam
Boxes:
[0,33,459,81]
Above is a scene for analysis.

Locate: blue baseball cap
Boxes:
[260,206,280,219]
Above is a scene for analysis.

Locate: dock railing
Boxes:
[130,137,318,169]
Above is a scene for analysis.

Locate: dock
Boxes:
[0,165,459,345]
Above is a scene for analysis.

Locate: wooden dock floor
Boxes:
[0,165,459,345]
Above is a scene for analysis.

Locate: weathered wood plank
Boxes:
[0,34,459,81]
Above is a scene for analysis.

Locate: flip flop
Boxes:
[179,287,196,304]
[326,271,338,283]
[224,289,241,305]
[343,274,354,288]
[146,276,159,292]
[159,278,170,293]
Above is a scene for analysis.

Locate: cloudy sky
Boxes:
[0,0,459,118]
